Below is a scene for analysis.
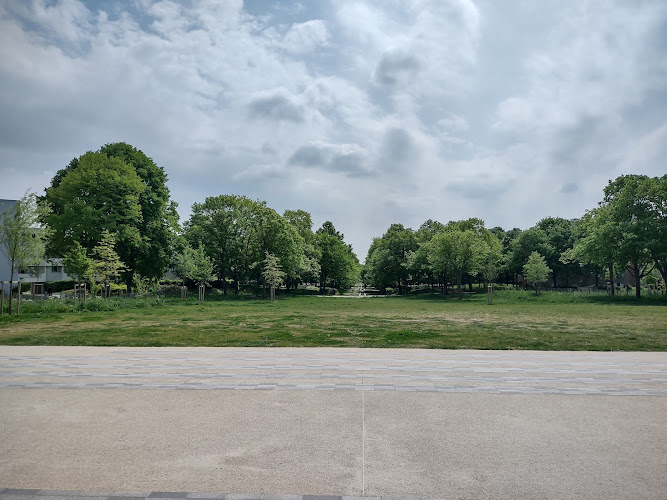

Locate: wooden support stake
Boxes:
[1,281,4,316]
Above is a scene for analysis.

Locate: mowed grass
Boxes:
[0,291,665,350]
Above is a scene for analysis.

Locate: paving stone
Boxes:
[185,493,227,499]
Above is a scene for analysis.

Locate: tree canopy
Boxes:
[44,143,178,294]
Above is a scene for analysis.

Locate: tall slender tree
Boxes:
[0,192,45,314]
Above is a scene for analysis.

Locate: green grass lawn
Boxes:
[0,291,665,350]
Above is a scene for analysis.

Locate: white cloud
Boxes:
[280,19,329,54]
[0,0,666,258]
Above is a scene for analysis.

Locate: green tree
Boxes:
[364,224,417,294]
[185,195,304,295]
[646,176,667,283]
[284,209,321,287]
[90,230,126,296]
[185,194,254,294]
[44,143,179,294]
[62,241,92,285]
[536,217,579,287]
[491,226,522,285]
[0,192,45,314]
[562,207,620,294]
[316,221,359,292]
[523,251,551,295]
[173,244,216,286]
[408,219,445,287]
[428,229,479,299]
[592,175,663,298]
[426,219,500,299]
[262,251,286,301]
[506,227,551,284]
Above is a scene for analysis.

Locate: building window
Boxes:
[18,269,27,274]
[52,266,62,273]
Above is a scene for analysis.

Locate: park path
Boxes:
[1,347,666,500]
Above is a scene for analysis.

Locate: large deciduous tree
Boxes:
[44,143,178,294]
[598,175,663,298]
[364,224,417,294]
[426,219,500,299]
[316,221,359,292]
[284,209,321,287]
[536,217,579,287]
[185,195,304,294]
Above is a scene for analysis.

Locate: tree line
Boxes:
[1,142,664,300]
[1,143,359,297]
[363,175,666,298]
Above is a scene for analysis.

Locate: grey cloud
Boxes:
[560,182,578,194]
[378,128,418,171]
[550,116,619,171]
[374,50,420,86]
[247,91,304,122]
[289,144,327,166]
[446,177,515,199]
[288,142,370,177]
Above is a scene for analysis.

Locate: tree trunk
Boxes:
[8,280,13,315]
[232,270,239,295]
[633,262,641,299]
[456,273,463,300]
[125,270,134,296]
[608,263,614,296]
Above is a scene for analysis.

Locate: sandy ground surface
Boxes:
[1,347,665,500]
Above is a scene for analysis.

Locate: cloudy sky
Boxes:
[1,0,666,259]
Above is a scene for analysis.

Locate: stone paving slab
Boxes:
[1,347,666,500]
[0,491,445,500]
[1,347,665,395]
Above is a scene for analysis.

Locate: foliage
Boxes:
[523,251,551,295]
[185,195,304,294]
[62,241,92,284]
[173,244,216,286]
[568,175,665,299]
[506,227,551,280]
[284,209,321,285]
[316,221,359,291]
[0,191,45,314]
[90,230,126,287]
[262,252,286,288]
[0,191,45,279]
[427,218,501,299]
[363,223,417,294]
[536,217,579,287]
[44,143,179,294]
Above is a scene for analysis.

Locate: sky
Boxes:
[1,0,666,260]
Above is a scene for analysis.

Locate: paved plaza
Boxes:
[1,347,665,500]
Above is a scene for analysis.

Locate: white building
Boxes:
[18,258,73,284]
